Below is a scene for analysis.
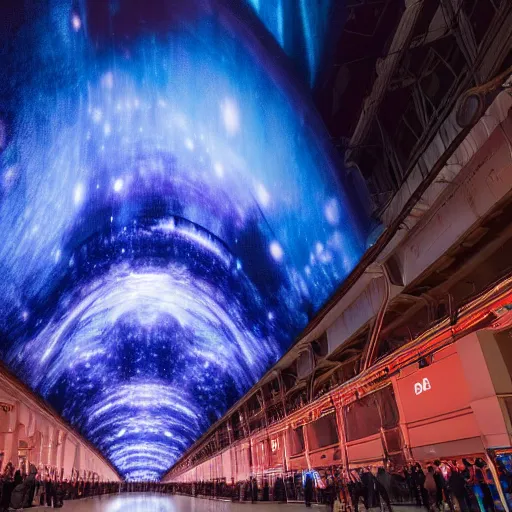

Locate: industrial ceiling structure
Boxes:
[1,0,511,484]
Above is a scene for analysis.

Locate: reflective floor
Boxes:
[33,494,302,511]
[32,493,425,511]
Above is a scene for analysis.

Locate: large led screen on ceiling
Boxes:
[0,0,375,480]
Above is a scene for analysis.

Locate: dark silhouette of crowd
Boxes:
[0,456,508,510]
[0,463,120,510]
[155,456,509,511]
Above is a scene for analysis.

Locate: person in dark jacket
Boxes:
[360,469,377,509]
[10,464,37,510]
[251,477,258,502]
[28,464,37,506]
[474,458,497,512]
[304,473,314,507]
[274,477,286,502]
[375,468,394,511]
[231,481,239,501]
[325,477,336,511]
[0,464,14,512]
[45,476,54,507]
[448,462,471,512]
[410,464,424,507]
[13,470,22,488]
[403,466,416,504]
[263,480,269,501]
[433,461,454,512]
[54,480,64,508]
[347,469,366,512]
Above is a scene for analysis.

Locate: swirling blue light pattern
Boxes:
[0,0,372,480]
[245,0,334,85]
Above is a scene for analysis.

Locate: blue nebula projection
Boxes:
[245,0,334,85]
[0,0,371,480]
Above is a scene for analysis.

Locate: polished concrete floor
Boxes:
[33,494,301,511]
[31,493,425,511]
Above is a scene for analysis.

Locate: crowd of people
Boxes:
[343,459,500,512]
[159,457,511,511]
[0,456,509,510]
[0,463,120,510]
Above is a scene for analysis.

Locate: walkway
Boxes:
[31,493,425,511]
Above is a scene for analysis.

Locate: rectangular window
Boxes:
[375,385,400,429]
[308,412,339,450]
[289,426,305,455]
[344,385,399,442]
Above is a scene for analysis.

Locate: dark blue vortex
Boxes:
[0,0,372,480]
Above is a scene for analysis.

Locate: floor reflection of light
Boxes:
[105,494,176,512]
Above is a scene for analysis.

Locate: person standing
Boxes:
[375,467,393,512]
[0,464,14,512]
[411,464,424,507]
[347,469,367,512]
[251,477,258,503]
[423,466,437,511]
[473,459,497,512]
[263,479,269,501]
[433,461,454,512]
[448,462,471,512]
[304,473,314,507]
[54,479,64,508]
[325,475,336,511]
[360,468,376,509]
[45,476,55,507]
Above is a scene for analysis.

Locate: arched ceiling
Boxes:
[0,0,374,480]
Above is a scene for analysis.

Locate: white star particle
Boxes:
[71,14,81,31]
[270,241,284,262]
[114,179,124,192]
[325,198,341,226]
[214,162,224,178]
[255,182,270,207]
[220,98,240,136]
[73,183,85,205]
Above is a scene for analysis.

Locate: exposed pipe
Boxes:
[363,264,392,370]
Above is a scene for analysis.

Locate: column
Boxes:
[333,397,349,470]
[390,375,414,462]
[303,423,311,470]
[457,330,512,448]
